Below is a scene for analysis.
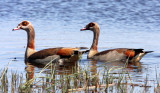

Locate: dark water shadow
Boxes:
[88,59,142,72]
[24,57,81,88]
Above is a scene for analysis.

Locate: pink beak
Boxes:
[80,28,87,31]
[12,26,21,31]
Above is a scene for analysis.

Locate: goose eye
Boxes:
[22,21,28,26]
[89,23,95,27]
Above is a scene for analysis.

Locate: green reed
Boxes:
[0,60,159,93]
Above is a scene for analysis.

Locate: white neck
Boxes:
[88,49,98,58]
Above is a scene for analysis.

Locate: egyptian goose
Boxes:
[81,22,153,62]
[12,21,88,65]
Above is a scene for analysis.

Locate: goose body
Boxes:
[27,47,84,65]
[13,21,88,65]
[81,22,153,62]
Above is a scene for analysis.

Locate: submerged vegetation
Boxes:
[0,60,160,93]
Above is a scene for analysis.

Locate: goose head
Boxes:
[12,21,33,31]
[80,22,100,32]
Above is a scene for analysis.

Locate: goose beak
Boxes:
[80,28,87,31]
[12,26,21,31]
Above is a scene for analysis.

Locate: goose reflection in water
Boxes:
[85,59,142,87]
[25,58,80,84]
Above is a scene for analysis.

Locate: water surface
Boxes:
[1,0,160,92]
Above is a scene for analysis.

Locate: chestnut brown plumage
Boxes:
[81,22,153,62]
[13,21,88,65]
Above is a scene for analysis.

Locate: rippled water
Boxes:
[1,0,160,92]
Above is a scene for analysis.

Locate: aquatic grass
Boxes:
[31,60,131,92]
[22,57,60,88]
[0,62,10,93]
[0,59,159,92]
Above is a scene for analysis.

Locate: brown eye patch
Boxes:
[22,21,29,26]
[88,22,95,27]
